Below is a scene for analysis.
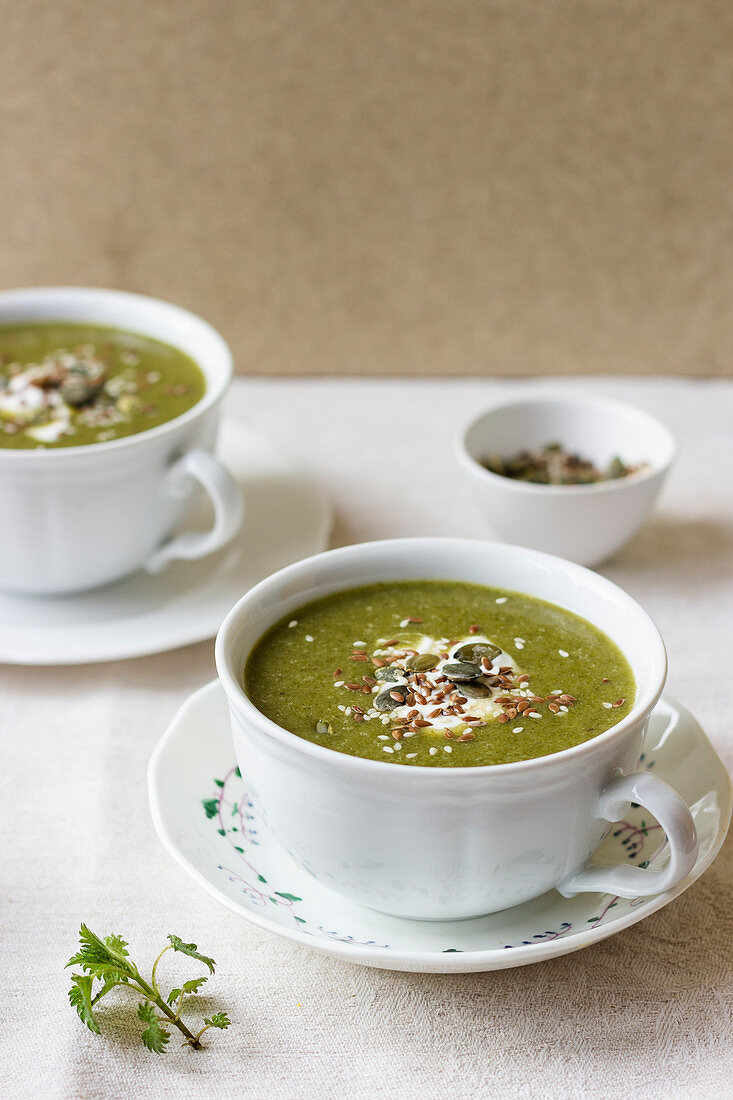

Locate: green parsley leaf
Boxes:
[167,935,216,974]
[104,934,130,957]
[204,1012,231,1031]
[69,974,100,1034]
[167,976,208,1005]
[137,1002,170,1054]
[66,925,135,981]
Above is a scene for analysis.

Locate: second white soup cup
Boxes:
[0,287,243,594]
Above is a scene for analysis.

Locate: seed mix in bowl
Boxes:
[483,442,649,486]
[244,580,635,767]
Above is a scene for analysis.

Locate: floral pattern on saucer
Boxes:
[148,681,730,972]
[201,765,390,949]
[201,755,662,953]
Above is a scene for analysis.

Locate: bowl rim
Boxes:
[0,286,232,460]
[457,393,677,498]
[215,536,667,778]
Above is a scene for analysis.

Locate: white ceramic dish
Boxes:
[215,537,696,921]
[457,395,676,566]
[148,681,731,973]
[0,421,330,664]
[0,287,243,594]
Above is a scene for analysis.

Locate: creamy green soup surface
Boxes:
[0,322,205,448]
[244,580,636,767]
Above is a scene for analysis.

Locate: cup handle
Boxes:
[144,448,244,573]
[556,771,698,899]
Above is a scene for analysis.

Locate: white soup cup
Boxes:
[0,287,243,594]
[216,537,697,921]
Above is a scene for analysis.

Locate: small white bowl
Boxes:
[457,395,676,567]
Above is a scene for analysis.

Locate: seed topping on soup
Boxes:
[330,628,580,752]
[244,580,637,767]
[0,322,206,448]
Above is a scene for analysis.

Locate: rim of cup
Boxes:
[0,286,232,460]
[457,393,677,497]
[215,536,667,779]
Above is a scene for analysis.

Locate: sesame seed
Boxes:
[602,701,613,708]
[443,745,453,753]
[559,649,569,658]
[334,681,345,688]
[394,742,402,751]
[406,753,417,758]
[288,620,298,628]
[382,746,394,754]
[429,747,438,756]
[344,707,351,716]
[515,641,525,650]
[378,734,389,740]
[305,635,314,643]
[559,705,569,713]
[495,597,507,604]
[353,640,366,647]
[528,712,542,719]
[513,726,524,732]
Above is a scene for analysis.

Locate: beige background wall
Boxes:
[0,1,732,376]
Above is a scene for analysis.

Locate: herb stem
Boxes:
[193,1022,216,1044]
[133,972,202,1049]
[150,945,171,995]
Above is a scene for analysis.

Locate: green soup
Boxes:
[244,580,636,768]
[0,322,206,448]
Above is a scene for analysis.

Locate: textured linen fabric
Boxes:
[2,378,732,1100]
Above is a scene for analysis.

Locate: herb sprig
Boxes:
[66,925,231,1052]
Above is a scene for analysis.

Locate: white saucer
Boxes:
[0,421,331,664]
[148,682,731,973]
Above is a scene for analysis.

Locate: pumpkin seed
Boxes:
[374,686,409,712]
[374,666,405,683]
[405,653,438,672]
[459,682,492,698]
[315,719,333,735]
[454,642,502,664]
[441,661,481,682]
[60,371,105,407]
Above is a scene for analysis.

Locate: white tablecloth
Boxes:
[4,378,732,1100]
